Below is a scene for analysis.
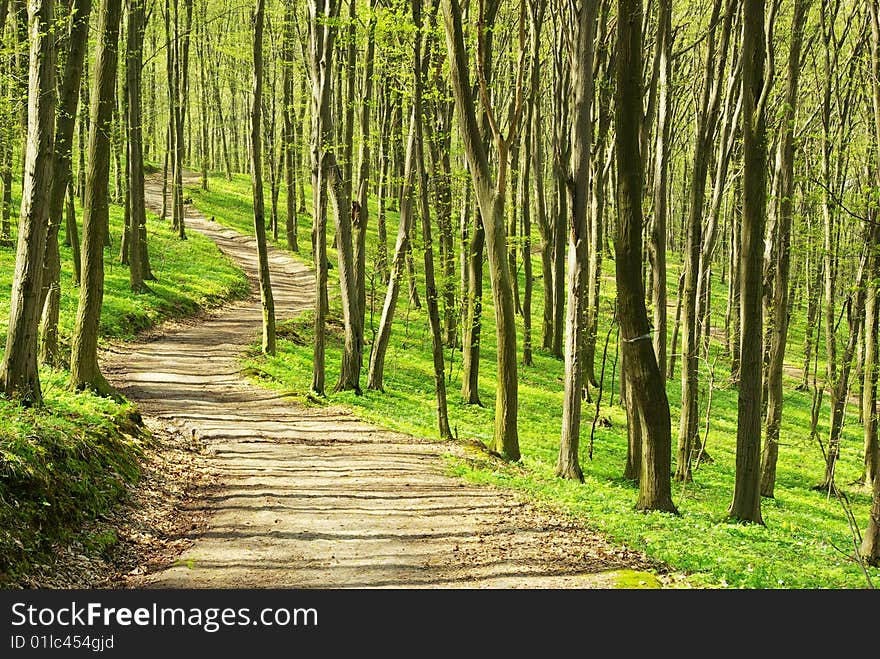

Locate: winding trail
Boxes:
[102,172,663,588]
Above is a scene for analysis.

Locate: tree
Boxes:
[38,0,92,367]
[729,0,772,524]
[69,0,123,397]
[249,0,276,355]
[615,0,676,513]
[327,0,363,394]
[282,0,298,252]
[675,0,736,482]
[761,0,810,498]
[413,0,452,440]
[556,0,597,482]
[307,0,339,396]
[127,0,149,295]
[441,0,523,460]
[0,0,56,405]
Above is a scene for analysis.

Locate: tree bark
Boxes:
[413,0,451,439]
[615,0,676,513]
[308,0,339,395]
[650,0,671,382]
[282,0,298,251]
[368,107,418,392]
[729,0,769,524]
[760,0,808,498]
[69,0,122,397]
[675,0,734,482]
[442,0,520,460]
[38,0,92,367]
[127,0,149,295]
[0,0,56,405]
[556,0,597,482]
[250,0,276,355]
[355,0,378,350]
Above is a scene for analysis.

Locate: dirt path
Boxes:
[101,172,669,588]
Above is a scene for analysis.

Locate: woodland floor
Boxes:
[51,171,683,589]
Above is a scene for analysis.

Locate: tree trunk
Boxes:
[282,1,298,251]
[197,0,209,191]
[355,0,378,352]
[127,0,149,295]
[615,0,676,513]
[413,0,451,439]
[368,107,418,392]
[38,0,92,368]
[442,0,520,460]
[675,0,734,483]
[556,0,597,482]
[760,0,808,498]
[0,0,56,405]
[307,0,338,395]
[69,0,122,397]
[650,0,672,382]
[250,0,276,355]
[729,0,769,524]
[66,184,81,285]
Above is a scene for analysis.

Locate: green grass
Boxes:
[191,169,880,589]
[0,181,249,583]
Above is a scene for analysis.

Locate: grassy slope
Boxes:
[189,171,880,589]
[0,185,249,580]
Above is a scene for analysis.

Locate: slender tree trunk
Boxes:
[368,107,418,391]
[818,256,867,492]
[197,0,209,191]
[355,0,378,351]
[0,0,56,404]
[557,0,597,482]
[250,0,275,355]
[675,0,734,482]
[308,0,339,395]
[616,0,676,512]
[729,0,770,524]
[66,184,81,285]
[328,0,363,393]
[69,0,122,397]
[760,0,808,498]
[38,0,91,367]
[584,7,612,389]
[127,0,149,295]
[413,0,451,439]
[667,270,684,379]
[282,1,298,251]
[442,0,520,460]
[651,0,671,381]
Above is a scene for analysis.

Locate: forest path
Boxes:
[102,171,664,588]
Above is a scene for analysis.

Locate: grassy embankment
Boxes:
[188,170,880,589]
[0,180,249,582]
